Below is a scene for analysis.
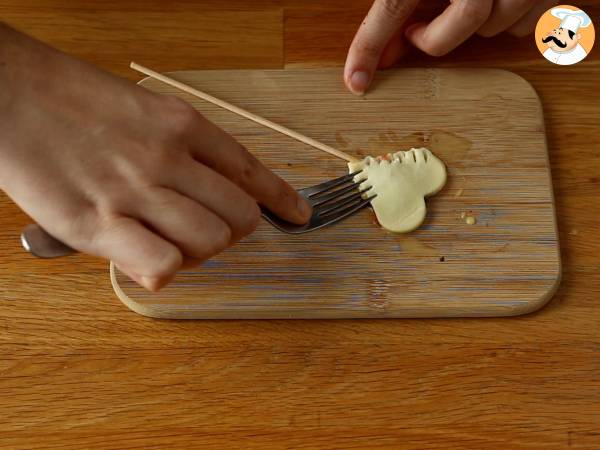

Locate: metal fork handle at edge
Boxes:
[21,224,76,258]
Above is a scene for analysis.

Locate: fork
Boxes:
[20,172,375,258]
[261,171,375,234]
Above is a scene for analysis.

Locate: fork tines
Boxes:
[308,171,376,218]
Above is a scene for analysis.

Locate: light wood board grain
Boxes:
[1,2,600,449]
[111,68,560,318]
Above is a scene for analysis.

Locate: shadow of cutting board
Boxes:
[111,68,560,319]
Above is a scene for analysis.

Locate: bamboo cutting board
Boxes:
[111,68,560,319]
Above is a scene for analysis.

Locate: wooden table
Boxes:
[1,1,599,448]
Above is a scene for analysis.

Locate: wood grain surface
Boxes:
[113,68,560,319]
[1,1,600,448]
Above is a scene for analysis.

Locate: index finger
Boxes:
[189,114,312,225]
[344,0,420,94]
[405,0,493,56]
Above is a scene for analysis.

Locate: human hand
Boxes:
[0,23,311,291]
[344,0,558,94]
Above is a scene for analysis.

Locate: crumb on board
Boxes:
[455,188,464,197]
[569,229,579,236]
[459,211,476,225]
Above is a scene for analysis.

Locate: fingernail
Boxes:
[349,70,370,95]
[297,196,312,222]
[141,276,162,291]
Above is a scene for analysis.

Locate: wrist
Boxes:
[0,22,67,106]
[0,22,54,185]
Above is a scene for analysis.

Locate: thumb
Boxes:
[344,0,420,95]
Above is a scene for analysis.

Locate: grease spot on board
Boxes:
[368,208,381,227]
[335,129,471,165]
[334,130,428,159]
[494,243,509,252]
[428,130,472,166]
[363,204,440,258]
[335,131,366,156]
[365,130,427,155]
[395,234,439,257]
[335,131,350,149]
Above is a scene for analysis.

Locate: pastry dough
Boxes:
[348,148,446,233]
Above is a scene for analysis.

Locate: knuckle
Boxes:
[163,94,194,115]
[379,0,410,20]
[356,38,384,58]
[125,143,177,187]
[62,205,100,251]
[458,0,492,24]
[152,143,180,173]
[162,95,200,134]
[85,213,123,253]
[94,185,126,216]
[236,152,260,186]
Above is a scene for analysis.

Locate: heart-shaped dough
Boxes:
[348,147,446,233]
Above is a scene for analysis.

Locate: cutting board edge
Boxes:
[111,262,562,320]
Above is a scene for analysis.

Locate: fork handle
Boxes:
[21,224,76,258]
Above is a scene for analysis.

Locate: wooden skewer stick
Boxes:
[130,62,357,163]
